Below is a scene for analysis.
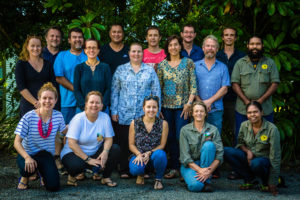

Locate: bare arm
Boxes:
[128,121,141,156]
[56,76,74,91]
[232,83,250,105]
[20,89,39,108]
[151,120,169,151]
[257,83,278,104]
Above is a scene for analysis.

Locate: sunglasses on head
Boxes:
[144,95,159,101]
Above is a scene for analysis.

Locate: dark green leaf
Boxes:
[244,0,252,7]
[267,2,276,16]
[86,13,97,23]
[84,28,91,39]
[92,23,106,30]
[64,3,72,8]
[274,56,281,71]
[274,32,285,47]
[266,34,275,48]
[277,3,287,16]
[91,27,100,41]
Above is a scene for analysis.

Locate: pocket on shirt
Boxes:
[259,71,270,84]
[240,71,252,86]
[256,140,269,153]
[189,143,199,157]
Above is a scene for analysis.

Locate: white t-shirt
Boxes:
[61,111,114,158]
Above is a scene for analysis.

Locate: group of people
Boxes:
[13,23,281,196]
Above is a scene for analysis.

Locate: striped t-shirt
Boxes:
[15,110,66,156]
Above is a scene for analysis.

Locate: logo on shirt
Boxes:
[123,54,128,58]
[262,64,268,69]
[204,132,212,141]
[97,133,104,142]
[260,135,268,141]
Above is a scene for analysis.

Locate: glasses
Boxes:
[86,47,98,51]
[144,95,159,101]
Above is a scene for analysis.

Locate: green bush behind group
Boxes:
[0,0,299,164]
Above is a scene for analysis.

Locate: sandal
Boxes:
[54,155,64,170]
[136,175,144,185]
[227,171,241,180]
[239,183,256,190]
[101,178,117,187]
[154,179,163,190]
[120,173,130,179]
[67,175,78,186]
[144,174,150,179]
[17,177,28,190]
[37,171,44,187]
[92,173,102,181]
[76,172,85,181]
[258,184,269,192]
[164,169,179,179]
[29,173,38,181]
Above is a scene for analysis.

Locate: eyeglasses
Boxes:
[144,95,159,101]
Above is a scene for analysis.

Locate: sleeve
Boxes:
[104,114,114,138]
[73,64,85,110]
[150,68,161,114]
[179,127,194,167]
[221,63,231,87]
[212,129,224,164]
[269,59,280,83]
[14,113,30,139]
[188,59,197,95]
[157,61,164,96]
[110,67,121,115]
[236,122,247,149]
[58,112,66,133]
[15,60,27,91]
[66,114,82,140]
[268,126,281,185]
[103,64,112,108]
[231,59,242,83]
[53,52,64,77]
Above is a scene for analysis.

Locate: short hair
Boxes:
[44,26,63,38]
[181,24,195,33]
[164,35,184,61]
[202,35,219,49]
[38,82,58,100]
[246,101,263,113]
[84,38,100,49]
[146,26,161,36]
[68,27,83,38]
[19,35,43,61]
[85,91,103,106]
[129,42,143,51]
[143,95,160,107]
[189,101,208,120]
[248,35,263,45]
[109,23,124,32]
[221,27,237,37]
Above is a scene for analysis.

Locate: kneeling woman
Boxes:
[179,101,224,192]
[129,96,168,189]
[224,101,281,196]
[61,91,120,187]
[14,82,66,191]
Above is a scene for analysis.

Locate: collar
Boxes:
[246,118,268,132]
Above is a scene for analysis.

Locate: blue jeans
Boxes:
[162,108,189,169]
[180,141,216,192]
[17,151,60,192]
[235,111,274,145]
[61,106,76,124]
[129,149,167,179]
[224,147,270,185]
[207,110,223,135]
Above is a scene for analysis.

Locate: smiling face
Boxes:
[27,38,42,58]
[168,38,181,57]
[39,90,57,111]
[203,38,218,59]
[68,31,84,51]
[192,104,207,123]
[247,37,264,60]
[143,99,159,118]
[181,26,196,44]
[146,29,161,48]
[109,25,124,44]
[246,105,263,124]
[85,94,103,115]
[84,40,100,59]
[129,44,143,63]
[46,29,61,49]
[222,28,236,46]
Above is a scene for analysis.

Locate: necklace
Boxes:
[38,110,53,139]
[86,60,99,72]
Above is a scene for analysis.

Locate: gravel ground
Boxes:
[1,154,300,200]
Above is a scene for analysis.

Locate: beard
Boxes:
[247,48,264,60]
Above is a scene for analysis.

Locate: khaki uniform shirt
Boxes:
[236,119,281,185]
[179,122,224,167]
[231,56,280,115]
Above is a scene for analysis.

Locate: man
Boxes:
[42,26,62,64]
[99,24,129,75]
[216,27,246,141]
[231,36,280,142]
[180,24,204,62]
[142,26,166,71]
[195,35,230,135]
[54,28,87,124]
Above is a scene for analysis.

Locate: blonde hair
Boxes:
[85,91,103,105]
[189,101,208,119]
[38,82,58,99]
[202,34,219,49]
[19,35,43,61]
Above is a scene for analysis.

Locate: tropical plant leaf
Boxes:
[244,0,252,8]
[84,28,91,39]
[86,12,97,23]
[64,3,72,8]
[267,2,276,16]
[91,27,100,40]
[92,23,106,30]
[266,34,275,48]
[277,3,287,16]
[274,32,285,47]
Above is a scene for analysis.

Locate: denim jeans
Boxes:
[61,106,76,124]
[235,111,274,145]
[206,110,224,135]
[162,108,189,169]
[180,141,216,192]
[129,149,167,179]
[17,151,60,192]
[224,147,270,185]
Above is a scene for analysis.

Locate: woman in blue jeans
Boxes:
[179,101,224,192]
[129,96,169,189]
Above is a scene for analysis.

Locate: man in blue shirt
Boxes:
[54,28,87,124]
[195,35,230,135]
[180,24,204,62]
[216,27,246,141]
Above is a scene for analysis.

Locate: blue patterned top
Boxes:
[111,62,161,125]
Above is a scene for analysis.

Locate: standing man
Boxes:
[216,27,246,141]
[42,26,62,64]
[195,35,230,135]
[142,26,166,71]
[54,28,86,124]
[180,24,204,62]
[99,24,129,75]
[231,36,280,142]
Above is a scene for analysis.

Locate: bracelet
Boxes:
[84,156,91,162]
[104,149,110,152]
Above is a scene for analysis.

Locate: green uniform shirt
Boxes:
[231,56,280,115]
[179,122,224,167]
[236,119,281,185]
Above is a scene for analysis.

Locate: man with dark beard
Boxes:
[231,36,280,144]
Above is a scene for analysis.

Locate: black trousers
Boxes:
[17,151,60,192]
[62,144,120,178]
[112,122,130,174]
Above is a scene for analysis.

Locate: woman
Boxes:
[14,82,66,191]
[74,39,111,114]
[157,35,197,178]
[224,101,281,196]
[15,35,57,117]
[61,91,120,187]
[111,43,161,178]
[129,95,168,189]
[179,101,224,192]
